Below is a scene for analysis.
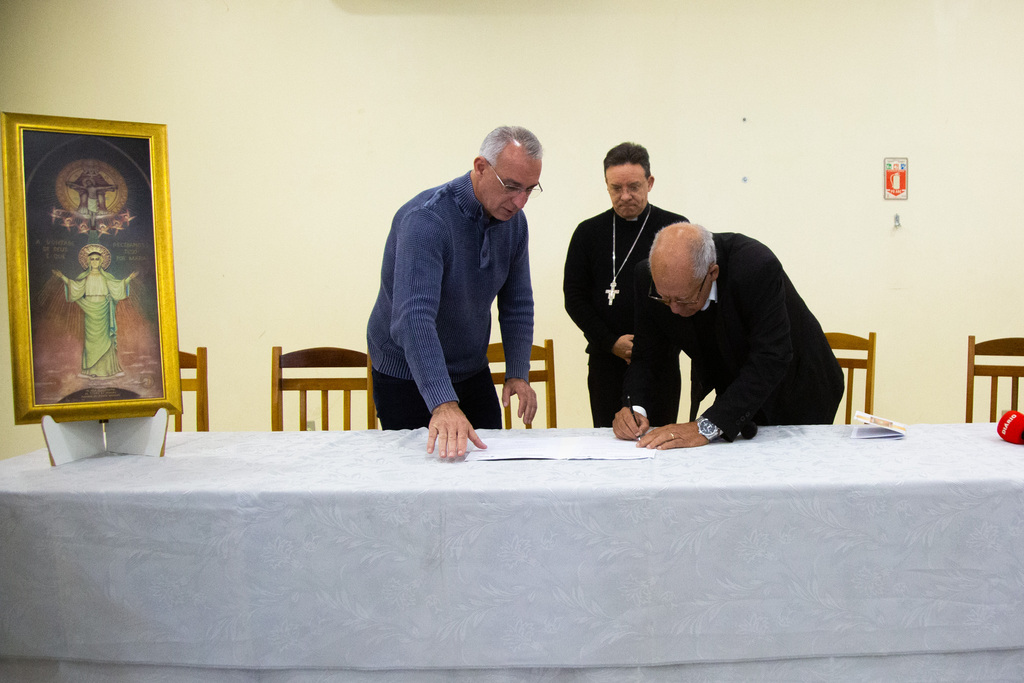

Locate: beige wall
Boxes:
[2,0,1022,459]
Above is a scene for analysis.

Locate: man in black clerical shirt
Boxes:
[563,143,688,427]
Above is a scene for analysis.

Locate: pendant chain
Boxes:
[606,205,652,305]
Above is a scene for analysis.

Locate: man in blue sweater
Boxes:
[367,126,543,459]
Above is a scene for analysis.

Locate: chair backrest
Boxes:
[966,336,1024,422]
[825,332,876,425]
[175,347,209,432]
[486,339,556,429]
[271,346,376,431]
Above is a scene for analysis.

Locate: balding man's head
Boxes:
[649,223,718,316]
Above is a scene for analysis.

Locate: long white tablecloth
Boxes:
[2,424,1024,681]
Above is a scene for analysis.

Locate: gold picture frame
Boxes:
[2,112,180,424]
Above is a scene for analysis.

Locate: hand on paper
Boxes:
[640,422,708,450]
[502,377,537,426]
[427,401,486,459]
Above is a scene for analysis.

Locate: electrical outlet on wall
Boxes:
[306,420,316,431]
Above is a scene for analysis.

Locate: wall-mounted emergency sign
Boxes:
[884,158,907,200]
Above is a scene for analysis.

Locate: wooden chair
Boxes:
[825,332,876,425]
[271,346,376,431]
[486,339,556,429]
[175,347,209,431]
[966,336,1024,422]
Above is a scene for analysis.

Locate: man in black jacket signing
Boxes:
[613,222,843,449]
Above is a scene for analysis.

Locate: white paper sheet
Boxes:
[465,433,653,461]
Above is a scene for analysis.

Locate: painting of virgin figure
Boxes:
[2,113,179,423]
[52,245,138,379]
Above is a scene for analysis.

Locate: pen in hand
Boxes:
[626,396,642,440]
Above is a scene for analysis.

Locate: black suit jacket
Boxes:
[624,232,844,439]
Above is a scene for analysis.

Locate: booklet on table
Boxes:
[851,411,907,439]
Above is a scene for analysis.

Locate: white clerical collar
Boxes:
[701,280,718,312]
[616,204,648,222]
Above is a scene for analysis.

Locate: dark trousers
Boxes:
[588,351,682,428]
[587,352,629,428]
[373,366,502,430]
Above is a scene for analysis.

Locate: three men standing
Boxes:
[371,132,841,457]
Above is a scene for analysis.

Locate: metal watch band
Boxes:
[697,416,722,441]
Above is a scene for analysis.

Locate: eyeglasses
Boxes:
[649,271,709,307]
[490,164,543,197]
[608,182,646,196]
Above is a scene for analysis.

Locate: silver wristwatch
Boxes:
[697,416,722,442]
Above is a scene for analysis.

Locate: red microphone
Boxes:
[997,410,1024,444]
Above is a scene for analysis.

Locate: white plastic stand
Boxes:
[41,408,169,467]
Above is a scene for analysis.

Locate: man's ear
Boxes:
[472,156,488,177]
[709,263,720,282]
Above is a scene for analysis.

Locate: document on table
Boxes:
[851,411,908,439]
[465,433,653,461]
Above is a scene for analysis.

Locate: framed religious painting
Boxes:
[2,112,181,424]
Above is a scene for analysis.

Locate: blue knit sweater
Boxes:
[367,172,534,412]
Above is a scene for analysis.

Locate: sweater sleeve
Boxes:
[496,220,534,381]
[389,208,459,412]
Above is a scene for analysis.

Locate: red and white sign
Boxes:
[884,158,908,199]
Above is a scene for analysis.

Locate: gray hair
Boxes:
[479,126,543,165]
[650,223,717,275]
[690,224,717,273]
